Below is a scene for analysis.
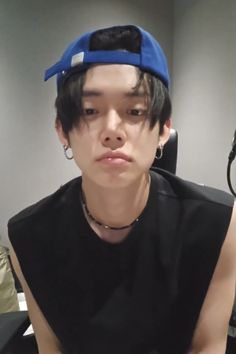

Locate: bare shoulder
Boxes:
[218,200,236,282]
[9,244,62,354]
[190,201,236,354]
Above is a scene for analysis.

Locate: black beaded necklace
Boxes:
[80,190,140,231]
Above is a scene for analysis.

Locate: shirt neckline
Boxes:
[77,172,156,249]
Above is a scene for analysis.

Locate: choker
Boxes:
[80,190,140,231]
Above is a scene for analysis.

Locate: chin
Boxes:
[99,173,131,188]
[91,169,147,189]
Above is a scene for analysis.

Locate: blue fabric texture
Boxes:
[44,25,170,88]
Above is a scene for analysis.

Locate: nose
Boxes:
[100,110,126,149]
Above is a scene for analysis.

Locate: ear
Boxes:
[159,118,172,146]
[55,119,69,147]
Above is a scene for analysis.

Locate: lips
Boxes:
[96,152,132,162]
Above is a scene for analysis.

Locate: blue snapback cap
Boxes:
[44,25,170,89]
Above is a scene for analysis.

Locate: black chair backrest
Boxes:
[151,128,178,174]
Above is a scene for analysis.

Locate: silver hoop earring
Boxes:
[63,145,73,160]
[155,144,163,160]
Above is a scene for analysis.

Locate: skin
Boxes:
[10,64,236,354]
[56,64,170,238]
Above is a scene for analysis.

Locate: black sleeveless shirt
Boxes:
[8,169,234,354]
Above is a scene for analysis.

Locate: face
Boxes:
[56,64,170,188]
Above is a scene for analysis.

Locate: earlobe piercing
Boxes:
[63,145,74,160]
[155,144,163,160]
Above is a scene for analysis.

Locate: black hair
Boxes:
[55,26,171,135]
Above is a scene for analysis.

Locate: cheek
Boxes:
[141,129,159,160]
[134,125,159,150]
[69,124,92,150]
[130,131,158,169]
[70,132,98,170]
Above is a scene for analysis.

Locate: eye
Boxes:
[127,109,146,116]
[83,108,98,115]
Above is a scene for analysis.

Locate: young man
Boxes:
[8,25,236,354]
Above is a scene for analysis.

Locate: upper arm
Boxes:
[9,244,62,354]
[190,201,236,354]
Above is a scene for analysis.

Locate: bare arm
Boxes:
[9,244,62,354]
[189,201,236,354]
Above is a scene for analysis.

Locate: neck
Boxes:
[81,173,151,229]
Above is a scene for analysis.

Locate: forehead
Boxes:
[83,64,143,93]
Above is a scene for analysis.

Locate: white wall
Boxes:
[172,0,236,190]
[0,0,173,244]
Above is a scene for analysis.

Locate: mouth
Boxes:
[96,152,132,162]
[96,152,132,166]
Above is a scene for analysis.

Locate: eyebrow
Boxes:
[82,90,147,97]
[82,90,102,97]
